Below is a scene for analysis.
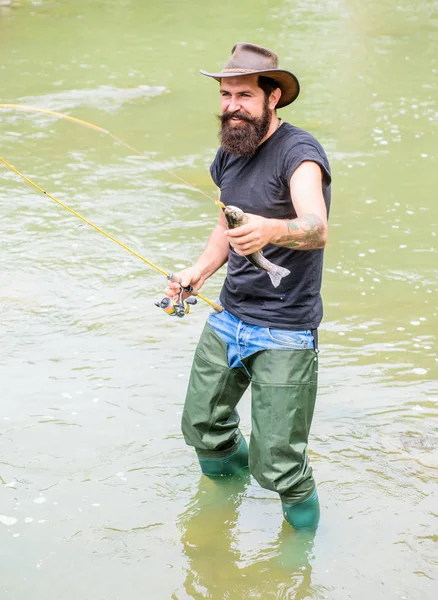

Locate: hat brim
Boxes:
[200,68,300,108]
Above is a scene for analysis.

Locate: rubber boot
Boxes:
[282,489,320,530]
[198,437,249,476]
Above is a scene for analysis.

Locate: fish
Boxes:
[223,205,291,288]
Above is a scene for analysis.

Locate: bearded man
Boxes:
[166,43,331,530]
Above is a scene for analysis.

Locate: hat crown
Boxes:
[224,43,280,72]
[199,42,300,108]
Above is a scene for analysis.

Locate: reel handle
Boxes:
[154,296,197,318]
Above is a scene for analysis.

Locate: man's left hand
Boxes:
[224,214,277,255]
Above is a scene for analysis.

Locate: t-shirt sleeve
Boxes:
[210,148,224,188]
[283,137,331,189]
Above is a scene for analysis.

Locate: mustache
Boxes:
[218,111,255,124]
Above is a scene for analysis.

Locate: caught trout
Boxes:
[224,205,291,288]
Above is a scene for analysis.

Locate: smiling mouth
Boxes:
[220,112,252,126]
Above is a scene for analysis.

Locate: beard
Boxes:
[218,98,272,157]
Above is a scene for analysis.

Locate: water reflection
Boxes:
[178,474,316,599]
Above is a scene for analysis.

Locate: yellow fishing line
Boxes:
[0,103,226,208]
[0,103,108,133]
[0,156,222,312]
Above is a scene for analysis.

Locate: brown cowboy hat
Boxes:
[200,42,300,109]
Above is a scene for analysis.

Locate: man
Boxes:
[165,43,331,530]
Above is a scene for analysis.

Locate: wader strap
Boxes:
[311,328,319,352]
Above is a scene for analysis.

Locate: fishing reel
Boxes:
[154,291,197,318]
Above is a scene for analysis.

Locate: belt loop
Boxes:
[311,328,319,353]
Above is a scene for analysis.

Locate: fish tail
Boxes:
[267,265,291,288]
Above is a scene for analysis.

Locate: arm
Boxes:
[190,209,229,283]
[224,161,328,254]
[165,199,229,299]
[274,160,328,249]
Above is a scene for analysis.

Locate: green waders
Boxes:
[181,322,319,528]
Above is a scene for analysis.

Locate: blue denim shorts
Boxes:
[207,308,314,371]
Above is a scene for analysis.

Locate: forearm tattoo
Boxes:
[274,214,326,250]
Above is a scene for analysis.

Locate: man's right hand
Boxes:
[164,265,206,301]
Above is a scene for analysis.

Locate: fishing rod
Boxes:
[0,156,223,315]
[0,104,225,208]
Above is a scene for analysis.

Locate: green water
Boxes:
[0,1,437,598]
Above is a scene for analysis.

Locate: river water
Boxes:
[0,1,437,599]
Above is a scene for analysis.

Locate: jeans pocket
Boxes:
[267,328,313,349]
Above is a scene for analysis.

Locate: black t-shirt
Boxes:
[210,121,331,330]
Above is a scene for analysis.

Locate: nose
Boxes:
[227,96,241,113]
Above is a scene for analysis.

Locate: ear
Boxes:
[269,87,282,110]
